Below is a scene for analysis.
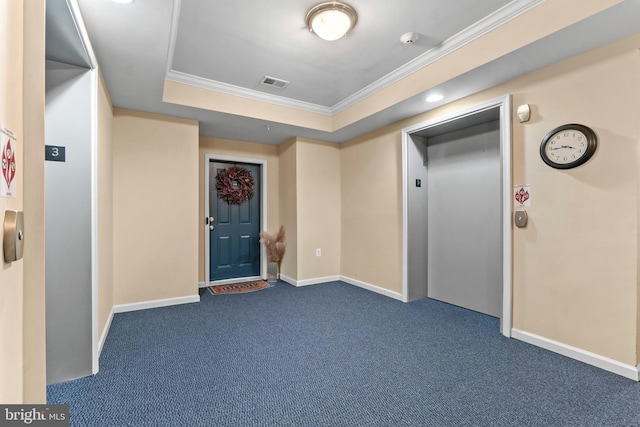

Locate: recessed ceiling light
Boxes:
[306,2,358,41]
[426,94,444,103]
[112,0,134,4]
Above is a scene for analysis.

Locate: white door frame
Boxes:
[66,0,101,375]
[401,95,512,337]
[204,154,268,286]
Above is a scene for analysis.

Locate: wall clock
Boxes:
[540,124,597,169]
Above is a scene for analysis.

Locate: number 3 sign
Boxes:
[45,145,66,162]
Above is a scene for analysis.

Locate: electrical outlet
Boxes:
[316,248,321,257]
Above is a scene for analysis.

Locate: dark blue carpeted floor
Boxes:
[47,281,640,426]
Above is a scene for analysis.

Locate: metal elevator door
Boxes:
[426,120,502,317]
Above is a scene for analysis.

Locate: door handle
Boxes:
[210,225,214,230]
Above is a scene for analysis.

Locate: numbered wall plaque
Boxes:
[45,145,66,162]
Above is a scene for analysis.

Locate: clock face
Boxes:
[540,124,597,169]
[544,130,588,164]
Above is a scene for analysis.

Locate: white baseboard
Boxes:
[280,274,404,301]
[198,281,206,288]
[511,328,640,381]
[340,276,404,301]
[299,275,340,286]
[283,275,341,287]
[98,307,114,358]
[279,274,296,286]
[113,294,200,314]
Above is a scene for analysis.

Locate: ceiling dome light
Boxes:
[112,0,134,4]
[306,2,357,41]
[426,94,444,103]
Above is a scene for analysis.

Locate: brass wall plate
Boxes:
[514,210,528,228]
[3,210,24,262]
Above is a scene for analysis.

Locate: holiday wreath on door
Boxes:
[215,166,254,205]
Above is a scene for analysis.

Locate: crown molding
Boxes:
[66,0,99,69]
[332,0,545,113]
[165,70,333,116]
[165,0,544,117]
[165,0,182,75]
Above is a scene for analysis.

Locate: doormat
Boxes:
[207,280,272,295]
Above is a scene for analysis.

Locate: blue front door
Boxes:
[209,161,261,281]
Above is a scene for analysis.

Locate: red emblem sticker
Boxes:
[514,184,531,207]
[2,139,16,188]
[1,127,17,198]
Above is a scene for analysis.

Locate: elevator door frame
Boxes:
[401,95,512,337]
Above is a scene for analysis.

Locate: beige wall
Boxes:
[22,0,46,403]
[295,139,341,281]
[341,128,404,292]
[198,137,280,283]
[113,109,199,304]
[274,137,341,282]
[97,71,114,338]
[278,138,298,280]
[506,35,639,365]
[0,0,25,403]
[341,33,640,365]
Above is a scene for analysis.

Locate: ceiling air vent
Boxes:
[260,76,289,90]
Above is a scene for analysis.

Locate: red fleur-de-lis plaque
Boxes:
[1,127,17,198]
[514,184,531,207]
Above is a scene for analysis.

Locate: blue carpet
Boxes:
[47,281,640,426]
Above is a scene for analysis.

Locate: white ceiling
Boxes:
[60,0,640,145]
[171,0,512,107]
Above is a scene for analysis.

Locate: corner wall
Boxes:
[97,71,113,344]
[295,138,340,282]
[0,0,25,403]
[22,0,46,403]
[112,109,199,305]
[278,139,298,280]
[276,138,341,284]
[341,128,404,293]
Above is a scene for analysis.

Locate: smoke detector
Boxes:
[400,32,420,44]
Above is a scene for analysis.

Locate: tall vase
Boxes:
[267,262,279,284]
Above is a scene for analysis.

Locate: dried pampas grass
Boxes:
[260,226,286,263]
